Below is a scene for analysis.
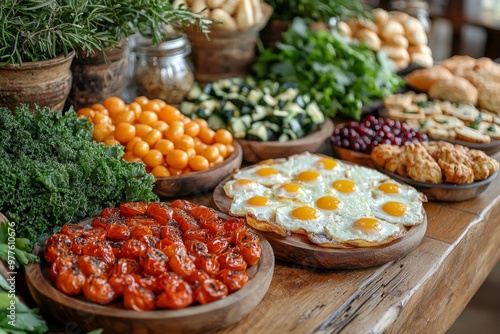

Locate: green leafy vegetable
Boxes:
[0,105,158,240]
[0,221,39,269]
[253,18,404,120]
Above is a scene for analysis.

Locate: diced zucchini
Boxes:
[262,94,277,107]
[263,121,280,133]
[240,115,252,128]
[278,133,291,142]
[186,85,203,100]
[272,110,290,118]
[275,88,299,102]
[283,129,298,140]
[247,124,268,141]
[283,101,305,114]
[252,105,268,121]
[288,119,304,138]
[199,99,219,112]
[228,117,247,139]
[179,101,197,116]
[306,102,325,124]
[247,89,263,104]
[207,114,226,130]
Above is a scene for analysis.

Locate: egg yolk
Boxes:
[256,167,279,177]
[315,196,342,210]
[354,218,382,234]
[319,158,338,170]
[237,179,255,185]
[247,196,269,206]
[332,180,358,193]
[292,207,318,220]
[378,183,401,194]
[297,170,321,182]
[382,201,407,216]
[281,183,301,193]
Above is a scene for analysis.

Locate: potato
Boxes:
[251,0,263,24]
[210,8,237,31]
[191,0,208,15]
[221,0,239,15]
[236,0,255,30]
[206,0,225,9]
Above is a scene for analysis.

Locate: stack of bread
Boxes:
[338,8,433,70]
[405,55,500,115]
[177,0,264,31]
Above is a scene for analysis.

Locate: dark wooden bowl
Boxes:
[331,146,375,168]
[153,141,243,198]
[24,229,274,334]
[237,118,335,164]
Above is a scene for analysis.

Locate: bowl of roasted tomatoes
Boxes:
[25,200,274,334]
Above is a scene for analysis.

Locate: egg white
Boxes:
[271,183,313,204]
[370,196,424,226]
[229,193,284,222]
[275,205,326,234]
[224,179,272,198]
[233,164,291,186]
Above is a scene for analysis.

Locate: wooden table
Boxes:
[189,149,500,334]
[27,148,500,334]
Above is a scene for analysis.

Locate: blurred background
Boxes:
[364,2,500,333]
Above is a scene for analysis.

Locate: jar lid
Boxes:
[134,34,191,57]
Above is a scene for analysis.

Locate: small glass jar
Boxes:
[132,34,194,105]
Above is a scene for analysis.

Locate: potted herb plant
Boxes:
[0,0,210,112]
[260,0,370,48]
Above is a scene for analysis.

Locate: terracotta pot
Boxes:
[186,3,273,84]
[0,52,75,112]
[66,40,128,111]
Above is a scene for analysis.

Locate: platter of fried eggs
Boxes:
[213,152,428,269]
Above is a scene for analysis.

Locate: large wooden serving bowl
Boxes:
[25,226,274,334]
[237,118,334,163]
[154,141,242,198]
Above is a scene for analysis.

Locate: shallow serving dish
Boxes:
[331,146,374,168]
[154,141,242,198]
[237,118,334,164]
[25,215,274,334]
[375,165,498,202]
[428,137,500,156]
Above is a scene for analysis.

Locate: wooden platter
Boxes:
[236,118,334,163]
[24,220,274,334]
[213,175,427,269]
[153,141,242,198]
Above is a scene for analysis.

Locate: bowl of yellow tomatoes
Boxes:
[78,96,243,198]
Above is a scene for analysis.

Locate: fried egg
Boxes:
[314,193,371,217]
[329,179,360,195]
[293,170,327,191]
[275,205,326,234]
[372,181,424,201]
[283,153,345,177]
[229,194,283,222]
[223,179,272,198]
[345,165,389,190]
[233,165,290,186]
[370,197,424,226]
[272,183,313,203]
[325,216,407,247]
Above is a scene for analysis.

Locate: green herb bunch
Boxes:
[263,0,370,23]
[0,104,158,240]
[253,18,405,120]
[0,0,211,66]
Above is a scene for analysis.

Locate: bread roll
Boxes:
[336,21,352,38]
[389,11,410,23]
[410,52,434,68]
[380,20,405,40]
[206,0,225,9]
[428,77,478,105]
[405,65,454,91]
[383,34,409,48]
[381,45,409,61]
[372,8,389,26]
[478,83,500,114]
[408,44,432,56]
[392,59,410,71]
[355,29,381,51]
[210,8,237,31]
[235,0,255,30]
[438,55,476,74]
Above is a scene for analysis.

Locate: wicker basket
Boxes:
[186,3,272,84]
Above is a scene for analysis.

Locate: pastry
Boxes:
[428,77,478,105]
[477,83,500,114]
[405,65,454,92]
[455,126,491,143]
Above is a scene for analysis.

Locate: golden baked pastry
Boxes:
[405,65,454,92]
[435,144,474,184]
[371,144,402,167]
[428,77,478,105]
[478,122,500,140]
[454,126,491,143]
[438,55,476,75]
[466,149,499,180]
[477,83,500,114]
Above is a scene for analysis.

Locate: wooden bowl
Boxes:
[25,229,274,334]
[331,146,375,168]
[237,118,334,163]
[153,141,243,198]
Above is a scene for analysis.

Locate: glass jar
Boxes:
[391,0,431,33]
[132,34,194,105]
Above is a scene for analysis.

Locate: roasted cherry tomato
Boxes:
[146,202,173,225]
[123,284,156,311]
[106,222,131,241]
[130,216,156,226]
[120,202,148,217]
[216,269,250,293]
[108,274,135,295]
[232,226,260,245]
[223,218,244,232]
[194,253,220,277]
[183,229,207,242]
[199,220,225,234]
[137,234,159,248]
[78,255,111,277]
[92,216,114,229]
[162,243,196,279]
[172,208,199,232]
[60,224,85,239]
[155,238,179,250]
[218,251,247,271]
[132,273,162,294]
[71,237,88,255]
[206,237,229,255]
[49,254,78,283]
[83,275,116,305]
[56,267,86,295]
[44,234,72,264]
[82,227,107,242]
[157,272,185,290]
[189,206,219,222]
[139,248,169,276]
[186,269,210,285]
[110,241,124,258]
[131,224,152,239]
[170,199,197,212]
[100,207,122,218]
[184,239,208,255]
[112,258,140,275]
[237,242,262,266]
[160,225,183,244]
[156,280,193,309]
[120,239,148,259]
[193,277,228,305]
[82,241,115,264]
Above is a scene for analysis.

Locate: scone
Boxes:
[438,55,476,75]
[428,77,478,105]
[477,83,500,114]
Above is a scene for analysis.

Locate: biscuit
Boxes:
[478,122,500,140]
[433,114,465,129]
[428,77,478,105]
[455,126,491,143]
[428,127,456,140]
[383,92,414,109]
[443,104,480,122]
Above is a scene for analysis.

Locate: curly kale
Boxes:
[0,105,158,239]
